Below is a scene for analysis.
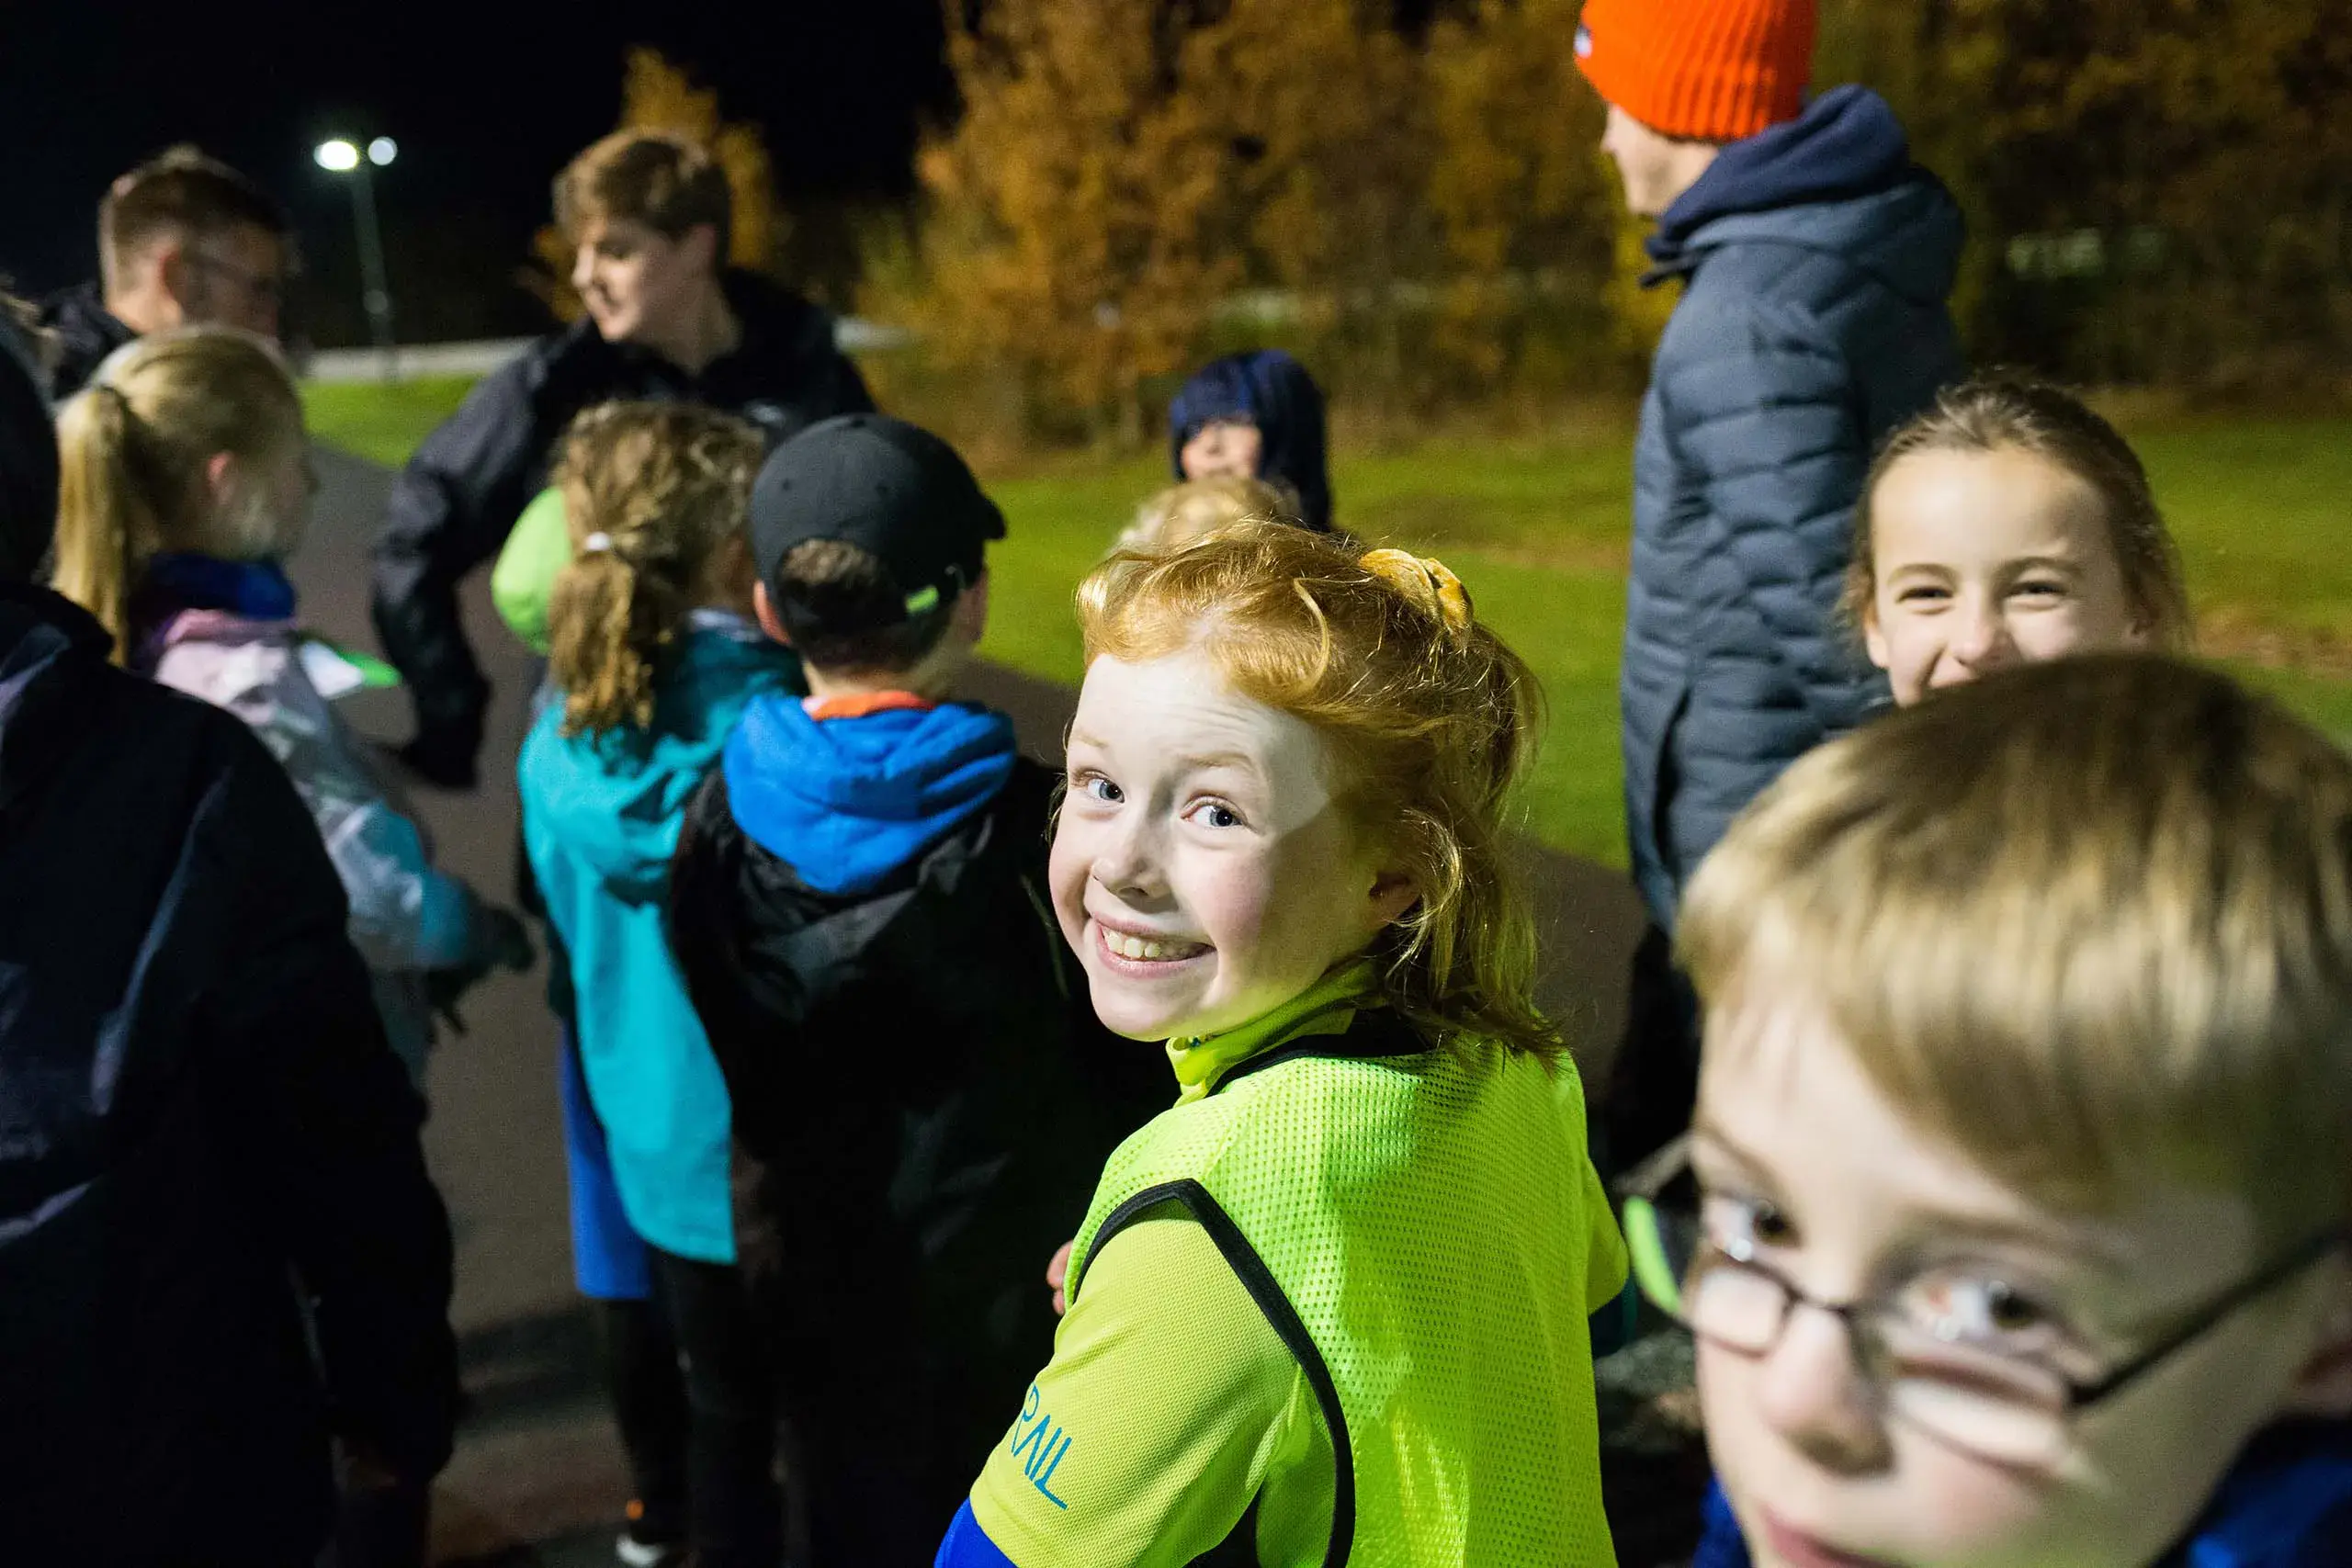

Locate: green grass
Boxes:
[301,376,480,468]
[978,420,2352,868]
[307,379,2352,866]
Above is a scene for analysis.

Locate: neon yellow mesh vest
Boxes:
[1065,982,1621,1567]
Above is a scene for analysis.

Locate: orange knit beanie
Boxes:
[1576,0,1816,142]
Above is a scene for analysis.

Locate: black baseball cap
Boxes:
[747,413,1006,628]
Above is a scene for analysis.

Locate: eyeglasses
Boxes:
[1619,1136,2344,1468]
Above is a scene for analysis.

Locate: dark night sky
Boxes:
[0,2,951,343]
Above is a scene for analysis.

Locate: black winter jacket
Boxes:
[33,281,136,400]
[0,584,460,1565]
[668,756,1166,1388]
[1621,86,1964,930]
[369,271,874,783]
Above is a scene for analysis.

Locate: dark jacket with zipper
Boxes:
[1622,85,1964,931]
[667,697,1166,1469]
[0,583,459,1565]
[34,281,136,400]
[368,270,874,784]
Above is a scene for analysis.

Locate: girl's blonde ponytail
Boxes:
[49,328,304,664]
[545,402,764,738]
[549,536,679,736]
[53,384,157,660]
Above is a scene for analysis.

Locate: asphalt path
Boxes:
[295,445,1647,1564]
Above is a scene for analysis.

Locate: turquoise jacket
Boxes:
[520,615,801,1261]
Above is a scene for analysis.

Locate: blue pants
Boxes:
[559,1029,654,1301]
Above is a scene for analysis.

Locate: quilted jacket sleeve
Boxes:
[1657,287,1878,737]
[368,356,550,775]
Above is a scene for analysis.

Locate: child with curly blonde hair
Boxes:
[519,400,800,1568]
[938,520,1626,1567]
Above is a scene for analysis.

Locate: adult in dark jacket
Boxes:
[1577,0,1964,1164]
[370,130,874,787]
[37,145,290,399]
[0,316,458,1565]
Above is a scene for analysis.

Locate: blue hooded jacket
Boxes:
[1694,1421,2352,1567]
[722,695,1018,894]
[1166,350,1334,531]
[519,616,801,1262]
[1621,85,1964,931]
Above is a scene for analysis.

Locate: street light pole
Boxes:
[315,137,400,381]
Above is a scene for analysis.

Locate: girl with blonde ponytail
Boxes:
[517,400,800,1565]
[51,326,528,1084]
[54,326,308,661]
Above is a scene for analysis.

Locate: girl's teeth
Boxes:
[1114,933,1191,961]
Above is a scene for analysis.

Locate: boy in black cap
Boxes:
[667,413,1163,1565]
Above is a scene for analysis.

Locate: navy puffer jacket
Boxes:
[1622,85,1963,929]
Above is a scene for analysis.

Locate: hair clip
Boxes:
[579,532,616,555]
[1361,547,1474,636]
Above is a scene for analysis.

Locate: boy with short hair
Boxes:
[1624,655,2352,1567]
[40,145,291,396]
[667,413,1165,1565]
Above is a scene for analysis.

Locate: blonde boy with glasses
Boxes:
[1622,655,2352,1568]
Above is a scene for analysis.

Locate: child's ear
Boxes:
[1861,598,1893,672]
[2283,1263,2352,1418]
[1368,868,1419,928]
[153,240,195,310]
[203,450,242,515]
[752,581,793,648]
[951,569,991,648]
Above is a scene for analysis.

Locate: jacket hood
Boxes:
[525,621,797,897]
[35,282,137,400]
[1649,85,1962,305]
[0,584,113,812]
[723,695,1017,897]
[1166,350,1334,531]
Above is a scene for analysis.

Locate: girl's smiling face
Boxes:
[1864,447,2147,707]
[1050,647,1415,1043]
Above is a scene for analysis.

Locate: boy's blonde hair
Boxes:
[1681,655,2352,1238]
[1078,519,1557,1059]
[53,326,304,661]
[1846,376,2193,648]
[548,401,763,737]
[1116,475,1296,555]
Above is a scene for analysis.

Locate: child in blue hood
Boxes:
[667,414,1167,1566]
[1167,349,1333,532]
[519,401,803,1568]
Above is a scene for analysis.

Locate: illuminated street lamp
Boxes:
[314,136,398,378]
